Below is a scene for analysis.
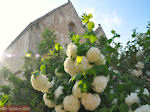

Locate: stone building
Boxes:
[0,1,105,85]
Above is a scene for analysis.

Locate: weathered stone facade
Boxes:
[0,1,106,85]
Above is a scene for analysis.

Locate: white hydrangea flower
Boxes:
[137,34,147,40]
[31,74,51,93]
[137,34,141,39]
[135,105,150,112]
[55,104,65,112]
[125,92,139,106]
[113,70,119,74]
[86,47,106,65]
[55,86,64,99]
[142,34,147,39]
[143,88,149,96]
[92,75,109,93]
[132,69,142,77]
[81,93,101,111]
[109,89,114,94]
[74,56,91,72]
[146,71,150,76]
[64,57,77,77]
[72,81,83,98]
[136,50,144,58]
[112,98,118,105]
[95,53,106,65]
[63,95,80,112]
[86,47,100,63]
[43,93,55,108]
[55,68,63,76]
[135,62,144,69]
[66,43,78,59]
[135,89,140,93]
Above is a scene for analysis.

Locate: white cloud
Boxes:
[81,8,122,38]
[96,11,122,38]
[99,11,122,28]
[83,8,95,14]
[82,8,122,28]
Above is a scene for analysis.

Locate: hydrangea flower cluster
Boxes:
[86,47,106,65]
[62,43,108,111]
[132,62,144,77]
[55,104,65,112]
[64,43,106,77]
[43,93,55,108]
[92,75,109,94]
[135,105,150,112]
[31,74,51,93]
[81,93,101,111]
[30,41,149,112]
[30,43,109,112]
[125,92,139,106]
[125,89,150,111]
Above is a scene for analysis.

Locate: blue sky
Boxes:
[0,0,149,58]
[72,0,150,43]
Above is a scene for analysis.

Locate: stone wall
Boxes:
[2,29,31,73]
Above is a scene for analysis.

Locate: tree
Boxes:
[0,29,59,112]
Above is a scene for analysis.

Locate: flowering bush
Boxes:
[30,14,150,112]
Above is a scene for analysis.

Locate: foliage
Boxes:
[0,29,60,112]
[38,29,56,55]
[0,95,9,106]
[0,85,11,95]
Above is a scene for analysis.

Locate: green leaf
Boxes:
[77,43,90,56]
[82,15,90,23]
[55,43,62,51]
[89,34,97,43]
[119,103,129,112]
[131,103,139,110]
[99,107,107,112]
[94,65,109,76]
[40,64,46,74]
[108,39,113,43]
[72,35,80,44]
[87,22,95,31]
[82,13,93,24]
[78,80,91,92]
[104,46,115,52]
[31,71,40,79]
[111,30,116,34]
[88,13,93,19]
[0,95,9,106]
[82,33,88,38]
[72,73,83,82]
[146,30,150,35]
[108,94,115,102]
[55,94,66,105]
[86,68,96,76]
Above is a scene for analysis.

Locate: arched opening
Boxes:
[68,22,76,33]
